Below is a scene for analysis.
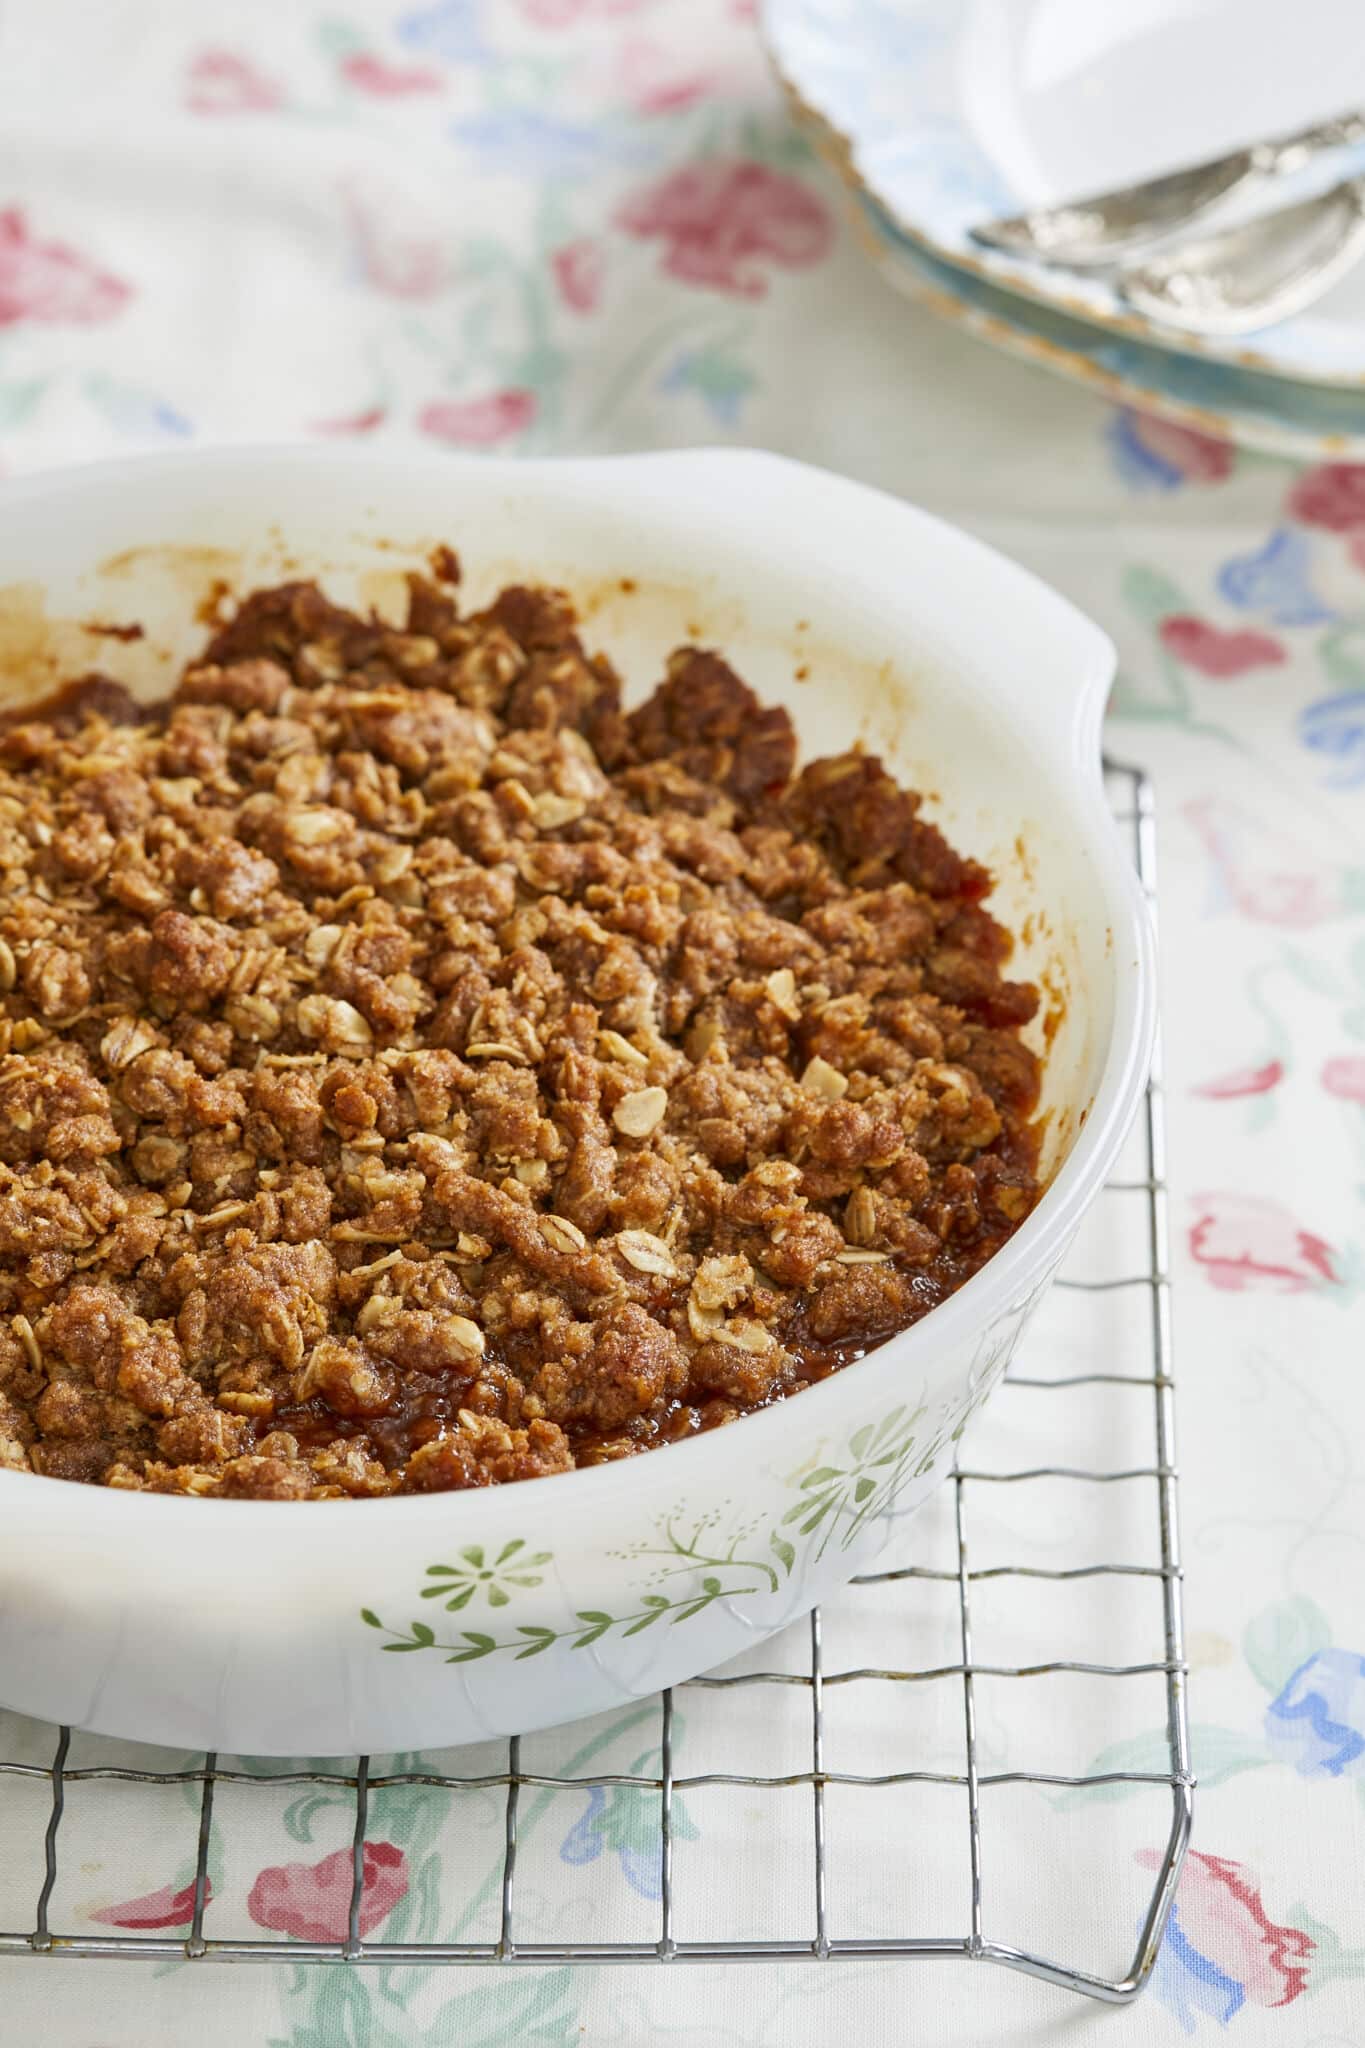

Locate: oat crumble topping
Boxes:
[0,561,1040,1497]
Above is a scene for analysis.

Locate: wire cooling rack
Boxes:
[0,761,1191,2001]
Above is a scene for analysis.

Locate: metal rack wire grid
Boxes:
[0,760,1192,2000]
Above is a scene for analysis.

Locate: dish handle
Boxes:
[1024,603,1117,783]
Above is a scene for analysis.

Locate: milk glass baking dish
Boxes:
[0,446,1153,1754]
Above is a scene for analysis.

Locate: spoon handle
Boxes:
[973,107,1365,268]
[1256,110,1365,176]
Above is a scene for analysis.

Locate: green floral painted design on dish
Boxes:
[418,1539,553,1612]
[781,1401,930,1556]
[359,1394,969,1664]
[363,1516,796,1661]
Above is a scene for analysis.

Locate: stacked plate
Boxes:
[761,0,1365,458]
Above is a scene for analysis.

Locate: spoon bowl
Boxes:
[1120,176,1365,337]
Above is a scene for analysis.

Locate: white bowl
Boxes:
[0,446,1152,1754]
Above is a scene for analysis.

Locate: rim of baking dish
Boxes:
[0,443,1156,1531]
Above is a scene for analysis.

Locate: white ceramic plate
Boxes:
[763,0,1365,387]
[852,188,1365,460]
[0,446,1152,1754]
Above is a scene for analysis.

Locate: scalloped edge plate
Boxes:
[762,0,1365,391]
[851,186,1365,460]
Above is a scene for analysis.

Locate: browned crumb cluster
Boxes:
[0,558,1041,1498]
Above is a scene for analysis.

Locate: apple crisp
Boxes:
[0,560,1040,1496]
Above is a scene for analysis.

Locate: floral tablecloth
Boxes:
[1,1,1363,2041]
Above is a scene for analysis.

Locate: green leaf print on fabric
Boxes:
[0,377,46,429]
[1110,564,1236,745]
[1279,1909,1365,1994]
[1319,616,1365,693]
[659,336,757,424]
[1245,1596,1334,1695]
[271,1704,671,2043]
[1281,946,1348,1001]
[1056,1725,1266,1806]
[1111,566,1195,722]
[273,1966,582,2048]
[1072,1597,1345,1810]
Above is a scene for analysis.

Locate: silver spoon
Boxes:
[971,110,1365,268]
[1119,175,1365,336]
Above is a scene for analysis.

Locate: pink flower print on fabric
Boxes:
[340,53,443,96]
[418,391,536,445]
[518,0,645,24]
[1111,408,1236,489]
[342,181,449,301]
[1139,1850,1313,2028]
[1184,798,1356,926]
[313,407,388,436]
[617,160,832,297]
[248,1841,407,1942]
[1322,1055,1365,1103]
[552,239,604,313]
[0,211,129,329]
[90,1877,208,1929]
[615,37,724,116]
[1189,1193,1339,1293]
[1288,463,1365,533]
[1133,415,1234,483]
[1194,1060,1284,1100]
[1158,616,1286,678]
[185,50,284,116]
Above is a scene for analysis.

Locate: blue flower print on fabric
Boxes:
[1299,695,1365,788]
[1218,529,1335,627]
[449,109,657,179]
[559,1780,699,1899]
[1266,1649,1365,1776]
[395,0,489,66]
[1151,1904,1249,2032]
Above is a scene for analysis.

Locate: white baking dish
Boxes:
[0,446,1152,1754]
